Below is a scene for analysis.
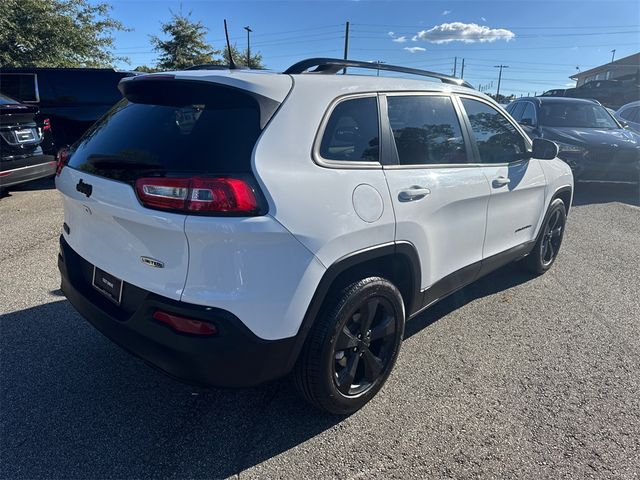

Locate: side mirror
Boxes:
[531,138,558,160]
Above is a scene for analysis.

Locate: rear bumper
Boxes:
[58,236,297,387]
[0,156,56,188]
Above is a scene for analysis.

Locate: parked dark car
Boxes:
[0,93,56,192]
[542,80,640,110]
[0,68,135,150]
[506,97,640,183]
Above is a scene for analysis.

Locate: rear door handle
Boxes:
[398,186,431,202]
[492,176,511,188]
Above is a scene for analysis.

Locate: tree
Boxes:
[0,0,128,67]
[151,11,221,70]
[222,44,264,69]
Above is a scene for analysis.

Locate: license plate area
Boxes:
[92,266,123,305]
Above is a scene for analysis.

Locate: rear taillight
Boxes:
[135,176,262,215]
[43,118,51,131]
[56,148,69,176]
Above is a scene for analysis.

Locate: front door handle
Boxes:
[492,176,511,188]
[398,186,431,202]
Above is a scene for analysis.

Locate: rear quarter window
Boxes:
[0,73,38,102]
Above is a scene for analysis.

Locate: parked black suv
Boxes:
[507,97,640,182]
[0,68,135,150]
[0,93,56,191]
[542,80,640,110]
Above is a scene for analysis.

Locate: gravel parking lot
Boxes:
[1,179,639,479]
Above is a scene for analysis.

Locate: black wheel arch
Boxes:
[284,241,421,372]
[551,185,572,216]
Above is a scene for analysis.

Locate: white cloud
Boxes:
[404,46,426,53]
[481,16,487,21]
[442,10,451,16]
[388,31,395,37]
[392,36,407,43]
[414,22,515,44]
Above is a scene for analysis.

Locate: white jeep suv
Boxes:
[56,59,573,414]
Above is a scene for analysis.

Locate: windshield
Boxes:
[539,102,619,129]
[0,93,19,105]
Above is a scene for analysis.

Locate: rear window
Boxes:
[0,74,38,102]
[68,80,262,183]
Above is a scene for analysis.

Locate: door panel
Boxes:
[384,167,490,289]
[482,160,547,257]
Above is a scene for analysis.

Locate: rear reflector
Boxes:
[152,311,217,336]
[43,118,51,131]
[135,176,260,215]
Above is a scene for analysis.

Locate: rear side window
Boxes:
[68,80,262,183]
[461,98,527,164]
[319,97,379,162]
[39,71,128,105]
[387,95,467,165]
[0,74,38,102]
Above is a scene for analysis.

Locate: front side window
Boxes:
[620,106,640,122]
[387,95,467,165]
[461,98,527,164]
[509,102,525,121]
[319,97,379,162]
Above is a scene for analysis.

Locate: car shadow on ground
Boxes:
[572,181,639,207]
[1,263,534,479]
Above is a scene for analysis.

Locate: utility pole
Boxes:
[342,21,350,74]
[611,49,616,63]
[375,61,386,76]
[494,64,509,99]
[453,56,457,77]
[244,26,252,68]
[460,58,465,78]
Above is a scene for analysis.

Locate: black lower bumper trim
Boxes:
[58,236,296,387]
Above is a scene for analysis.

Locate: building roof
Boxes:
[570,52,640,80]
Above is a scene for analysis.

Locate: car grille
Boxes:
[587,147,640,164]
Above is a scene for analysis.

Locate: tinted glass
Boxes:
[68,81,262,183]
[521,103,537,125]
[538,102,619,128]
[319,97,379,162]
[510,102,526,121]
[0,94,18,105]
[461,98,527,164]
[620,106,640,122]
[41,71,128,105]
[0,74,37,102]
[387,95,466,165]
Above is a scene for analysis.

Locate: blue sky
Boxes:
[105,0,640,96]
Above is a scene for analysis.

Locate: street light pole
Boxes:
[376,61,386,76]
[244,26,252,68]
[611,49,616,63]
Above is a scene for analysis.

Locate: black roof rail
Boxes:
[284,57,473,89]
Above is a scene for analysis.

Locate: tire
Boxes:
[522,198,567,275]
[293,276,405,415]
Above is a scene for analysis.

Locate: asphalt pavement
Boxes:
[1,178,639,479]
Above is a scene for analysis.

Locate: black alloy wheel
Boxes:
[293,276,405,414]
[540,208,564,267]
[332,296,397,396]
[522,198,567,274]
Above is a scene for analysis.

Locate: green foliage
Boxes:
[150,11,222,70]
[222,44,265,69]
[0,0,128,67]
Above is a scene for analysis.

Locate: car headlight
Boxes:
[555,142,586,154]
